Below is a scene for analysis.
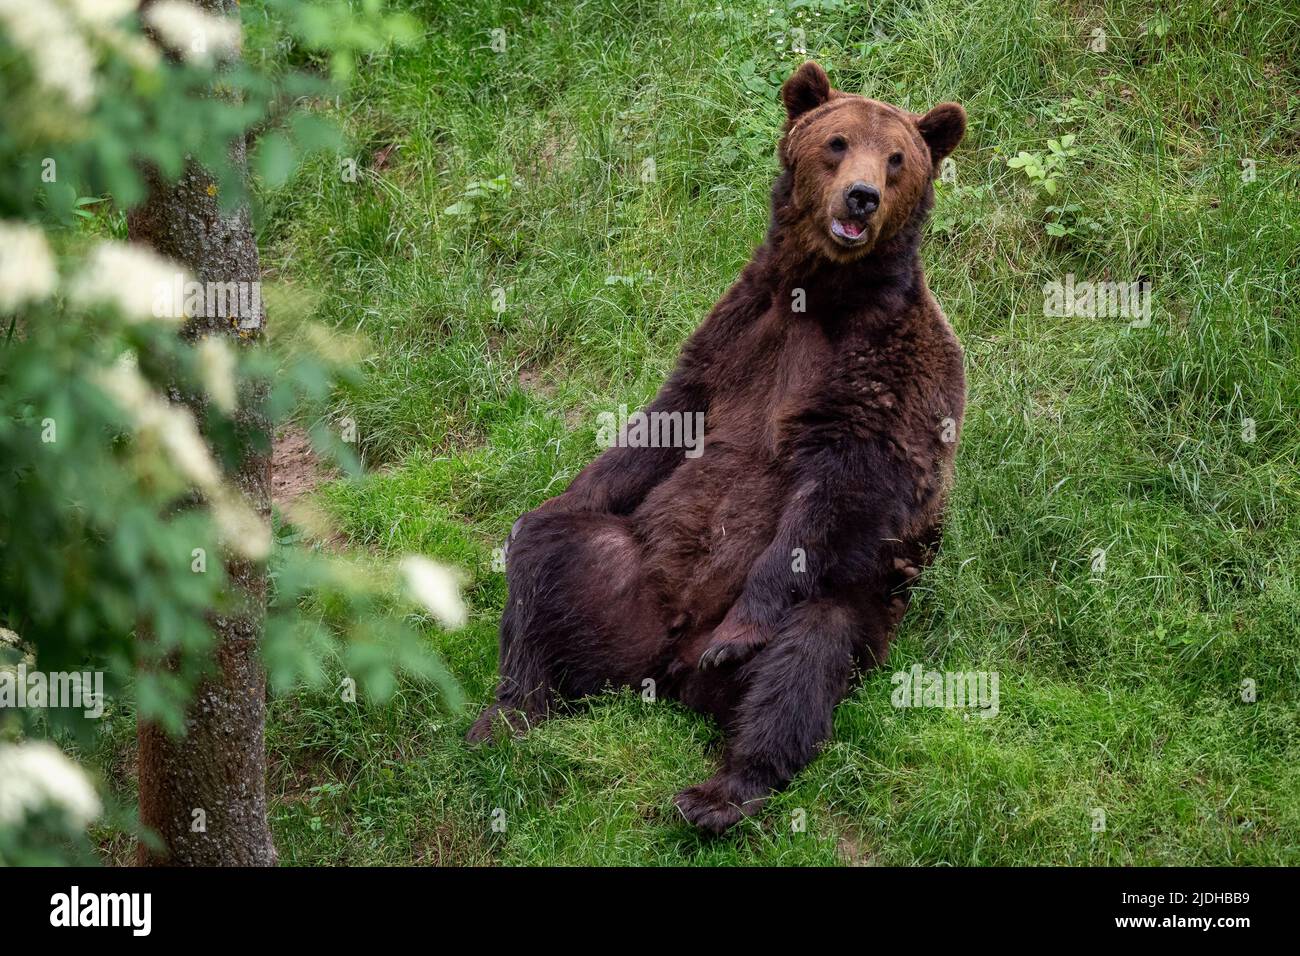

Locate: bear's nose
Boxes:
[845,182,880,217]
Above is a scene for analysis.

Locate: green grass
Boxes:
[172,0,1300,865]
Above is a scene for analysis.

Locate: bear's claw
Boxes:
[697,641,735,669]
[697,619,769,669]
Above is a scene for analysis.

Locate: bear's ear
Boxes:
[781,61,832,126]
[917,103,967,166]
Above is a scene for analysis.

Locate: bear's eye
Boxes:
[888,152,904,169]
[828,136,848,154]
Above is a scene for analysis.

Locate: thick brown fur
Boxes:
[468,62,968,834]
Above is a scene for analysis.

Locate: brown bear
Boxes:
[468,62,968,834]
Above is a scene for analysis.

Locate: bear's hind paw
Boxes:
[465,703,540,744]
[674,775,766,834]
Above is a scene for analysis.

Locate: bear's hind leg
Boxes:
[674,599,858,833]
[466,594,556,742]
[468,508,669,744]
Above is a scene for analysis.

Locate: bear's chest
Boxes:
[710,306,926,456]
[706,308,837,452]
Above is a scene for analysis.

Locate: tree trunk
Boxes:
[129,0,275,866]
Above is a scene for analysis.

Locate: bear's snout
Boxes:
[845,181,880,218]
[829,179,883,247]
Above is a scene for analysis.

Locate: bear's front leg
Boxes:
[676,599,857,833]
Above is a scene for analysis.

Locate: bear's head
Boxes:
[776,62,966,262]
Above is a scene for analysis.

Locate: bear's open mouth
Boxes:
[830,217,869,245]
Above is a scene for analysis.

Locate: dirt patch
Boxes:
[272,426,336,510]
[528,120,579,180]
[835,824,878,866]
[371,142,399,172]
[517,366,557,399]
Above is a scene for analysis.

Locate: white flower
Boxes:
[400,556,468,629]
[198,336,237,414]
[212,491,271,561]
[0,0,98,109]
[67,0,137,24]
[95,359,222,492]
[0,741,101,829]
[144,0,240,65]
[0,221,57,312]
[95,358,270,561]
[77,0,162,74]
[72,241,187,323]
[99,27,162,71]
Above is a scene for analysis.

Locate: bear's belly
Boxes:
[631,430,785,629]
[628,307,835,629]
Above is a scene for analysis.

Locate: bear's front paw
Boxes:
[698,615,770,669]
[674,774,766,834]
